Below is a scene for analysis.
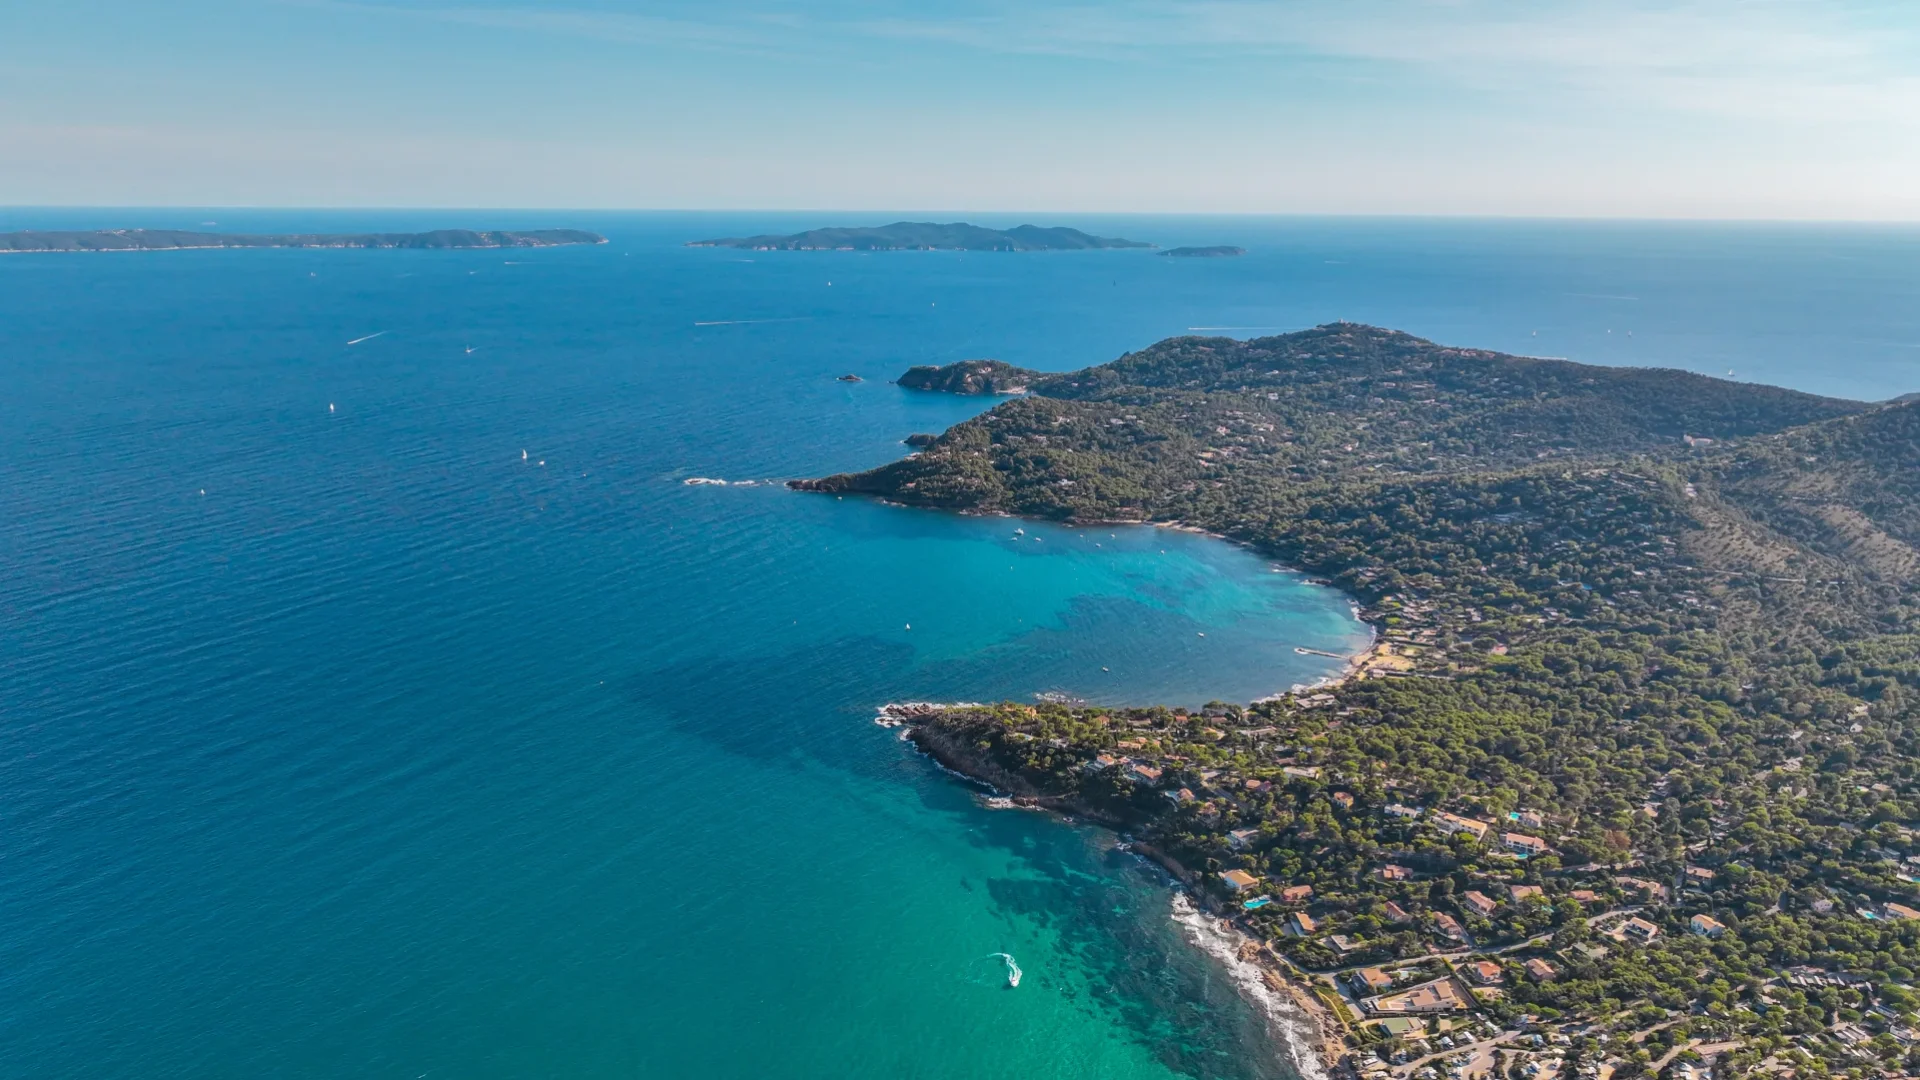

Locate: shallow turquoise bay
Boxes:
[2,212,1916,1078]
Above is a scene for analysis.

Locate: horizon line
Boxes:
[4,206,1920,228]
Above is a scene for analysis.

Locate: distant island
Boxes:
[686,221,1151,252]
[0,228,607,253]
[1160,245,1245,257]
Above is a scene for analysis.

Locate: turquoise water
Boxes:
[3,212,1918,1078]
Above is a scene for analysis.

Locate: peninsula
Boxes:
[686,221,1151,252]
[801,324,1920,1079]
[0,228,606,253]
[1161,246,1246,257]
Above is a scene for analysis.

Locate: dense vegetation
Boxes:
[685,221,1151,251]
[0,229,605,252]
[803,324,1920,1079]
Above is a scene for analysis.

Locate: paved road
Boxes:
[1391,1032,1523,1079]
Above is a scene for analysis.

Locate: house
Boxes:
[1128,762,1164,784]
[1373,1016,1426,1039]
[1513,809,1545,830]
[1367,978,1468,1015]
[1351,967,1394,995]
[1165,787,1196,804]
[1220,869,1259,893]
[1384,901,1414,923]
[1885,903,1920,921]
[1089,753,1121,770]
[1433,912,1467,941]
[1287,911,1317,937]
[1690,913,1726,937]
[1281,884,1315,903]
[1570,889,1601,904]
[1462,890,1499,917]
[1524,958,1558,983]
[1385,803,1421,819]
[1329,934,1362,953]
[1228,828,1261,851]
[1615,876,1670,902]
[1684,866,1716,884]
[1622,917,1661,942]
[1284,765,1322,780]
[1465,960,1505,985]
[1332,791,1355,810]
[1432,812,1491,840]
[1509,884,1544,902]
[1380,864,1413,882]
[1502,832,1551,857]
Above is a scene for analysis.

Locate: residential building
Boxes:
[1385,803,1421,819]
[1465,960,1504,985]
[1433,912,1466,941]
[1432,812,1491,840]
[1885,903,1920,921]
[1128,762,1163,784]
[1380,864,1413,882]
[1220,869,1259,893]
[1524,958,1558,983]
[1622,917,1661,942]
[1227,828,1260,851]
[1350,967,1394,995]
[1384,901,1413,923]
[1332,791,1355,809]
[1281,884,1314,903]
[1287,911,1317,937]
[1502,832,1551,856]
[1509,884,1544,902]
[1367,978,1467,1015]
[1462,890,1498,917]
[1690,914,1726,937]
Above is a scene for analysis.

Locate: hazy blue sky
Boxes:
[4,0,1918,216]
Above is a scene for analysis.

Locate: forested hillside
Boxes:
[801,324,1920,1078]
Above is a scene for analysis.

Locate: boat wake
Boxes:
[992,952,1022,988]
[1169,893,1326,1080]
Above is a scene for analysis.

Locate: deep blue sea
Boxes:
[2,211,1917,1079]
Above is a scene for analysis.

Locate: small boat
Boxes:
[522,450,528,460]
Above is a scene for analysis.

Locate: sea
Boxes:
[2,210,1916,1079]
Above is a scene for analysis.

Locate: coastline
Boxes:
[890,705,1356,1080]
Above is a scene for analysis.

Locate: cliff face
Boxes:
[896,359,1041,396]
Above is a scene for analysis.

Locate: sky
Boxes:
[3,0,1919,217]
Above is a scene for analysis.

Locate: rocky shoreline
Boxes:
[891,705,1355,1079]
